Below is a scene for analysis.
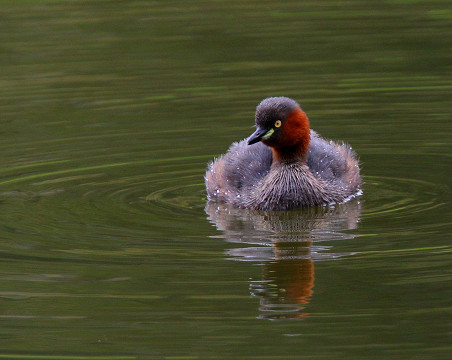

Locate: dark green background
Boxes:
[0,1,450,359]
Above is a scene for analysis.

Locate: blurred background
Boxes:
[0,1,450,359]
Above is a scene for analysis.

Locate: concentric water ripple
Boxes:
[0,155,208,262]
[362,175,448,219]
[2,158,448,248]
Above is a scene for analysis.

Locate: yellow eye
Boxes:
[275,120,282,128]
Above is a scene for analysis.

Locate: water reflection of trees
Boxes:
[205,200,361,320]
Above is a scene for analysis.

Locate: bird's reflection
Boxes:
[205,200,362,320]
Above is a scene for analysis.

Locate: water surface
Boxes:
[0,1,450,359]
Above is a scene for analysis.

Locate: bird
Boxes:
[205,97,361,210]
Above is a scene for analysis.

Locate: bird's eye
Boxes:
[274,120,282,128]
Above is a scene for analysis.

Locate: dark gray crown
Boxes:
[255,97,300,127]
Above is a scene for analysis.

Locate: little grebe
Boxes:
[205,97,361,210]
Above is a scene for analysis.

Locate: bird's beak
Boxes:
[247,127,274,145]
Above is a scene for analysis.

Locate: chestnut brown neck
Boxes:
[272,108,310,164]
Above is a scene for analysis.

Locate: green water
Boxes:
[0,1,451,359]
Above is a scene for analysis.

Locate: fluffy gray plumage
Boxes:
[205,130,361,211]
